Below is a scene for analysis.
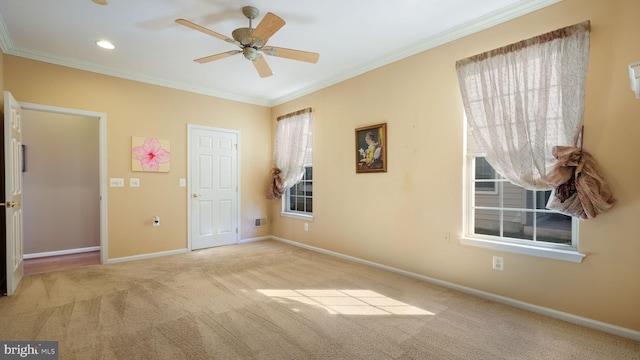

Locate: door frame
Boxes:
[20,102,108,264]
[187,124,241,251]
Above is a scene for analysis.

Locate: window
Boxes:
[474,157,496,193]
[287,166,312,214]
[463,125,585,261]
[282,117,312,218]
[457,22,590,262]
[470,156,575,246]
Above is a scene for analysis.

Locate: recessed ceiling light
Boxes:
[96,40,115,50]
[92,0,108,5]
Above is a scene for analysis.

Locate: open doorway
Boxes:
[19,103,107,274]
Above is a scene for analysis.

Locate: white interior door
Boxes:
[4,91,24,295]
[188,125,239,250]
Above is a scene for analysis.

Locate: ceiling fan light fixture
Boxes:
[91,0,108,5]
[243,47,258,61]
[96,40,115,50]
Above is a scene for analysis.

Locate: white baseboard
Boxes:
[106,248,188,264]
[238,236,271,244]
[271,236,640,342]
[106,237,269,264]
[24,246,101,259]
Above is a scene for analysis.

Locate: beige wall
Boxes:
[1,0,638,333]
[4,56,273,259]
[0,51,5,107]
[271,0,640,331]
[22,110,100,254]
[0,50,4,107]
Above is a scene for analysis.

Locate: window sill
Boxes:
[459,236,586,263]
[280,212,314,221]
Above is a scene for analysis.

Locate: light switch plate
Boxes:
[179,178,186,187]
[130,178,140,187]
[109,178,124,187]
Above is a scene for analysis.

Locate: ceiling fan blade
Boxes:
[262,46,319,64]
[252,54,274,78]
[249,12,285,47]
[175,19,240,47]
[194,50,242,64]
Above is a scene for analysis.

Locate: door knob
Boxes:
[192,193,203,198]
[0,201,20,208]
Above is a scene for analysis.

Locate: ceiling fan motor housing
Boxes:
[232,28,253,46]
[233,27,263,61]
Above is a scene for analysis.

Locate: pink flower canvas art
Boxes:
[131,136,171,172]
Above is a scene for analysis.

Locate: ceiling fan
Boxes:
[176,6,320,78]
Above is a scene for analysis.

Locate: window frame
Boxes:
[462,155,585,263]
[281,165,313,220]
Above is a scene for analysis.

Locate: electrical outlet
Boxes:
[492,256,504,271]
[304,223,309,231]
[443,232,450,243]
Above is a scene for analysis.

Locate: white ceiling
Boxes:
[0,0,557,106]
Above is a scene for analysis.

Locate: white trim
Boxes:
[271,236,639,342]
[106,248,188,264]
[3,44,270,107]
[23,246,100,259]
[270,0,562,105]
[238,236,271,244]
[186,124,241,251]
[0,2,559,107]
[459,236,585,263]
[19,102,108,265]
[280,211,314,221]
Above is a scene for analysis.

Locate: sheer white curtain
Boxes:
[267,108,312,199]
[456,21,590,190]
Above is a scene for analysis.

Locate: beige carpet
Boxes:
[0,240,638,359]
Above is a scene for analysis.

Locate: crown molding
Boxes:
[2,45,272,107]
[0,0,560,108]
[271,0,562,106]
